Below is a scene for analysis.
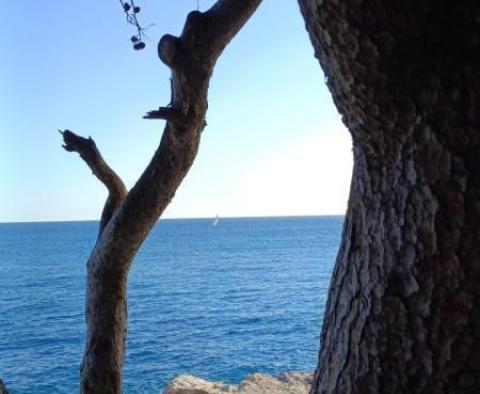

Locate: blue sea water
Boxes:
[0,216,343,393]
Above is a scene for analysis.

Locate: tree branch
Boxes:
[156,0,263,115]
[107,0,263,252]
[60,129,127,237]
[66,2,262,391]
[62,0,262,256]
[143,107,186,125]
[204,0,263,53]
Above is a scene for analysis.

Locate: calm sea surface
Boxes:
[0,216,343,393]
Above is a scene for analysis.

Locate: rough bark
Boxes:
[62,1,262,393]
[298,1,480,393]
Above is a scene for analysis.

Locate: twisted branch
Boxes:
[60,130,127,237]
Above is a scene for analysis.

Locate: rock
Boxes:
[163,371,313,394]
[0,379,9,394]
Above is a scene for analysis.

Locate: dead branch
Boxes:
[61,1,262,391]
[60,129,127,236]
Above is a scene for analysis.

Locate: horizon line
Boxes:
[0,213,346,225]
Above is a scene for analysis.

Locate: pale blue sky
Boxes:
[0,0,352,222]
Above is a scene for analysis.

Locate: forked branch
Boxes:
[60,129,127,236]
[60,2,262,392]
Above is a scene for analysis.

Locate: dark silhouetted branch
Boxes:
[143,107,186,125]
[61,1,262,392]
[60,129,127,236]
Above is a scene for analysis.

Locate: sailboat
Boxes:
[212,214,219,227]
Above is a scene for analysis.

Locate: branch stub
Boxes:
[158,34,180,68]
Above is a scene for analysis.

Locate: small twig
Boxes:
[143,107,186,126]
[118,0,154,50]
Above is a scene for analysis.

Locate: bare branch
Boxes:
[118,0,154,50]
[60,129,127,236]
[204,0,264,54]
[109,0,263,242]
[73,1,262,390]
[143,107,186,125]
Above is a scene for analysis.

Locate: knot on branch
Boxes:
[185,10,204,27]
[158,35,181,68]
[181,11,206,47]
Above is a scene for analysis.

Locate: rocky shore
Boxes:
[163,371,313,394]
[0,372,313,393]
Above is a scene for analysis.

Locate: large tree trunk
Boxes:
[298,1,480,392]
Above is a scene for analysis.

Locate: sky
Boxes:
[0,0,352,222]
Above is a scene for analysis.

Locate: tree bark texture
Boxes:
[62,1,262,392]
[298,1,480,393]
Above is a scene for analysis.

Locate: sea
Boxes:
[0,216,343,393]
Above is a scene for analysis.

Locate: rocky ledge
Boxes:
[163,371,313,394]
